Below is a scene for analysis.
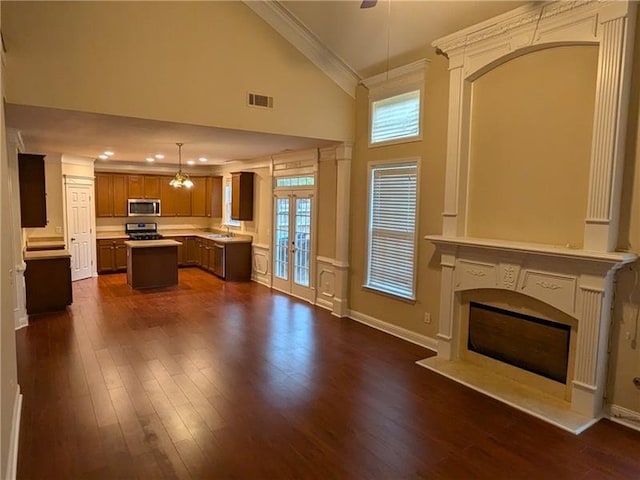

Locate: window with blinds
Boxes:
[371,90,421,145]
[365,160,419,300]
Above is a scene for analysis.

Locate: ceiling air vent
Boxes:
[248,92,274,109]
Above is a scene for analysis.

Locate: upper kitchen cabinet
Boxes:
[190,177,207,217]
[160,177,191,216]
[95,173,127,217]
[18,153,47,227]
[128,175,161,199]
[231,172,254,221]
[208,176,223,218]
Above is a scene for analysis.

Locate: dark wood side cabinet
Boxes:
[24,253,72,315]
[231,172,254,221]
[208,176,223,218]
[18,153,47,227]
[97,239,127,273]
[216,242,252,281]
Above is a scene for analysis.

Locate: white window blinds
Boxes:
[371,90,421,144]
[366,161,418,299]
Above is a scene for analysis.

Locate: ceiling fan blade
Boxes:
[360,0,377,9]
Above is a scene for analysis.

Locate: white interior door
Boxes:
[66,184,93,281]
[272,191,314,301]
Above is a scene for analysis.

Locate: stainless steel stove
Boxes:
[125,222,164,241]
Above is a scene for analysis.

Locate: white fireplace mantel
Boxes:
[424,0,637,433]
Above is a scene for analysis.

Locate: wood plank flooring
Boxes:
[16,268,640,479]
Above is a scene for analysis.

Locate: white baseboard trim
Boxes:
[14,311,28,331]
[251,274,271,288]
[608,404,640,433]
[315,297,333,312]
[348,309,438,352]
[6,385,22,480]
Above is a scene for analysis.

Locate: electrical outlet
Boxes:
[424,312,431,324]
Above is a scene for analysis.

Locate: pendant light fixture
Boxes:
[169,142,194,189]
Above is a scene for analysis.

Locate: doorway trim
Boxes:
[63,175,97,278]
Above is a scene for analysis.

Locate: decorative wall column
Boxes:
[6,129,28,329]
[332,143,352,317]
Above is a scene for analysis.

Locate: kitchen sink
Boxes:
[207,234,230,239]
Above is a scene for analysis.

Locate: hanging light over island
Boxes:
[169,142,194,189]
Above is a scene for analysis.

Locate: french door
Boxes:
[272,191,314,301]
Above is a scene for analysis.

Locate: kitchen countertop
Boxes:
[98,229,252,244]
[26,237,66,251]
[24,249,71,260]
[124,239,182,248]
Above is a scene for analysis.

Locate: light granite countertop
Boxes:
[26,237,66,251]
[24,249,71,260]
[97,229,252,244]
[124,239,182,248]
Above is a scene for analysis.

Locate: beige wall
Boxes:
[608,6,640,417]
[317,157,337,259]
[24,154,64,239]
[349,50,449,337]
[3,1,354,142]
[468,46,598,247]
[0,0,19,471]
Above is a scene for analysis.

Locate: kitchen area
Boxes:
[19,155,257,318]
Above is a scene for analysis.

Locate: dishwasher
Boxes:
[213,243,225,278]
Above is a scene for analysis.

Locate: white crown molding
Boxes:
[243,1,359,98]
[61,154,95,167]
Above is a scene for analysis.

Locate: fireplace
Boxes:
[467,302,571,384]
[422,1,637,434]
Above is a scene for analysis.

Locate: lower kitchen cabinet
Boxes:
[215,242,252,281]
[25,253,73,315]
[97,239,128,273]
[185,237,199,265]
[165,236,186,265]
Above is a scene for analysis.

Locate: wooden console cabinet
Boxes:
[18,153,47,227]
[24,251,73,315]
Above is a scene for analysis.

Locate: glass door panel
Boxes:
[293,198,311,287]
[274,197,290,281]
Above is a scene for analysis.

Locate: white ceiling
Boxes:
[6,1,526,165]
[6,104,338,167]
[281,0,526,77]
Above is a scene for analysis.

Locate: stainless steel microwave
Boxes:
[128,199,161,217]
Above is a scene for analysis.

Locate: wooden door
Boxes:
[112,175,128,216]
[185,237,198,264]
[114,241,128,270]
[95,174,113,217]
[144,176,161,199]
[97,241,115,273]
[66,184,93,281]
[190,177,206,217]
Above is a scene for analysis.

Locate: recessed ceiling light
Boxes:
[104,151,114,156]
[146,157,155,162]
[155,154,164,159]
[186,160,195,165]
[198,157,208,162]
[98,154,108,160]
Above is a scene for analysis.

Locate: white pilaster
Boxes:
[436,249,457,360]
[332,143,352,317]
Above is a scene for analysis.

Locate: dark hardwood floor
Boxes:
[16,268,640,479]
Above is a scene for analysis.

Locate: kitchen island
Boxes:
[124,239,182,289]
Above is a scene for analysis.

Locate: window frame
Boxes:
[222,177,241,228]
[363,157,421,302]
[369,88,423,147]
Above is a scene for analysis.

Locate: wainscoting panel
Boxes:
[251,243,271,287]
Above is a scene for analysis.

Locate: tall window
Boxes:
[365,160,419,300]
[371,90,421,145]
[223,179,240,227]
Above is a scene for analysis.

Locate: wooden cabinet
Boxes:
[25,255,73,315]
[215,242,252,281]
[97,239,128,273]
[190,177,207,217]
[185,237,199,265]
[18,153,47,227]
[160,178,191,216]
[128,175,161,199]
[95,173,127,217]
[231,172,254,221]
[207,176,223,218]
[165,236,186,265]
